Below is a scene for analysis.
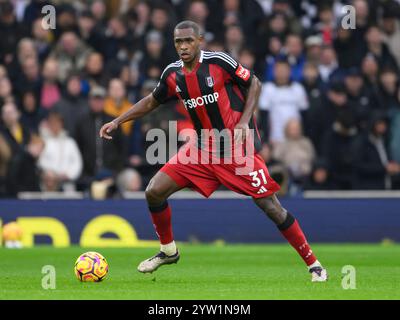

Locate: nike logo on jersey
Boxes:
[176,85,182,93]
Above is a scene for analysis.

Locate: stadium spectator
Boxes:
[118,61,141,102]
[53,3,79,40]
[86,2,108,53]
[1,102,31,150]
[0,134,11,197]
[53,73,88,136]
[0,102,43,195]
[381,7,400,68]
[361,54,380,97]
[258,141,289,195]
[285,34,306,80]
[74,86,125,186]
[354,111,400,189]
[352,0,373,41]
[303,159,333,191]
[31,18,52,63]
[259,60,309,144]
[344,67,376,130]
[38,111,83,191]
[364,25,398,71]
[139,30,169,81]
[40,57,61,109]
[312,5,335,45]
[50,31,93,82]
[116,168,142,194]
[225,24,245,60]
[257,12,288,63]
[272,119,315,184]
[0,76,14,105]
[378,67,400,113]
[82,51,109,89]
[14,55,42,99]
[16,37,38,63]
[104,78,133,136]
[390,104,400,169]
[78,10,96,46]
[302,62,323,136]
[264,33,305,82]
[321,109,359,190]
[238,48,260,75]
[23,0,51,28]
[222,0,264,49]
[0,1,27,68]
[304,35,323,66]
[149,4,175,58]
[132,0,151,39]
[206,40,225,52]
[333,26,364,69]
[90,0,107,29]
[20,89,47,133]
[308,82,353,154]
[270,0,299,31]
[317,45,341,86]
[102,16,133,62]
[238,48,255,69]
[185,0,215,43]
[0,64,7,79]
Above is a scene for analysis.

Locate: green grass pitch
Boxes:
[0,244,399,300]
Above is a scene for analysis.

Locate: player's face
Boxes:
[174,28,202,64]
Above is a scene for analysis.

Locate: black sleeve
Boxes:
[152,66,177,104]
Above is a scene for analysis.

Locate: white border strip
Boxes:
[123,190,248,199]
[16,190,400,200]
[18,192,85,200]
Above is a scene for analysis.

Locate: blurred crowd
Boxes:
[1,0,400,198]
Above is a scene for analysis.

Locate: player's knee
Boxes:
[145,181,166,204]
[144,185,158,203]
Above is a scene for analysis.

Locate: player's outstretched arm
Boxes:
[99,93,160,140]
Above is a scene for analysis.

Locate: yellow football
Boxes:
[74,251,109,282]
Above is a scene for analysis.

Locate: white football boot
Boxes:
[137,250,180,273]
[308,261,328,282]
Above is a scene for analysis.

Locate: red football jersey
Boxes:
[152,50,261,152]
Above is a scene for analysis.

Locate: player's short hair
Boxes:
[174,20,202,37]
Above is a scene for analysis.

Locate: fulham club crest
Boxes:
[206,76,214,87]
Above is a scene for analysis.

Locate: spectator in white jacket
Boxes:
[38,111,83,191]
[259,60,309,144]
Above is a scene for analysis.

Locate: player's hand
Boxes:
[234,122,250,144]
[99,121,118,140]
